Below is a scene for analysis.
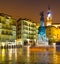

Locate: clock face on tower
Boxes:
[48,12,51,18]
[47,12,52,20]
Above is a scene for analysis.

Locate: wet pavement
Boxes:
[0,46,60,64]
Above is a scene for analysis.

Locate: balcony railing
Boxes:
[2,31,12,35]
[2,26,12,30]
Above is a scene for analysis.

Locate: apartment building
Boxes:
[0,13,16,46]
[16,18,38,45]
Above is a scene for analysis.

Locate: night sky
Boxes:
[0,0,60,23]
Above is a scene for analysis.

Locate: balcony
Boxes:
[2,25,12,30]
[2,31,12,35]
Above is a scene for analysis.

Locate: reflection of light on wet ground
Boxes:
[2,49,5,62]
[0,47,60,64]
[53,49,60,64]
[14,49,17,61]
[27,46,30,57]
[27,46,30,63]
[8,49,12,61]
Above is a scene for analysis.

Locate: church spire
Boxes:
[48,5,50,10]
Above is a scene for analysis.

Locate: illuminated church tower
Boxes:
[46,6,52,26]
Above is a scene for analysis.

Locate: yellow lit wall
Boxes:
[46,24,60,43]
